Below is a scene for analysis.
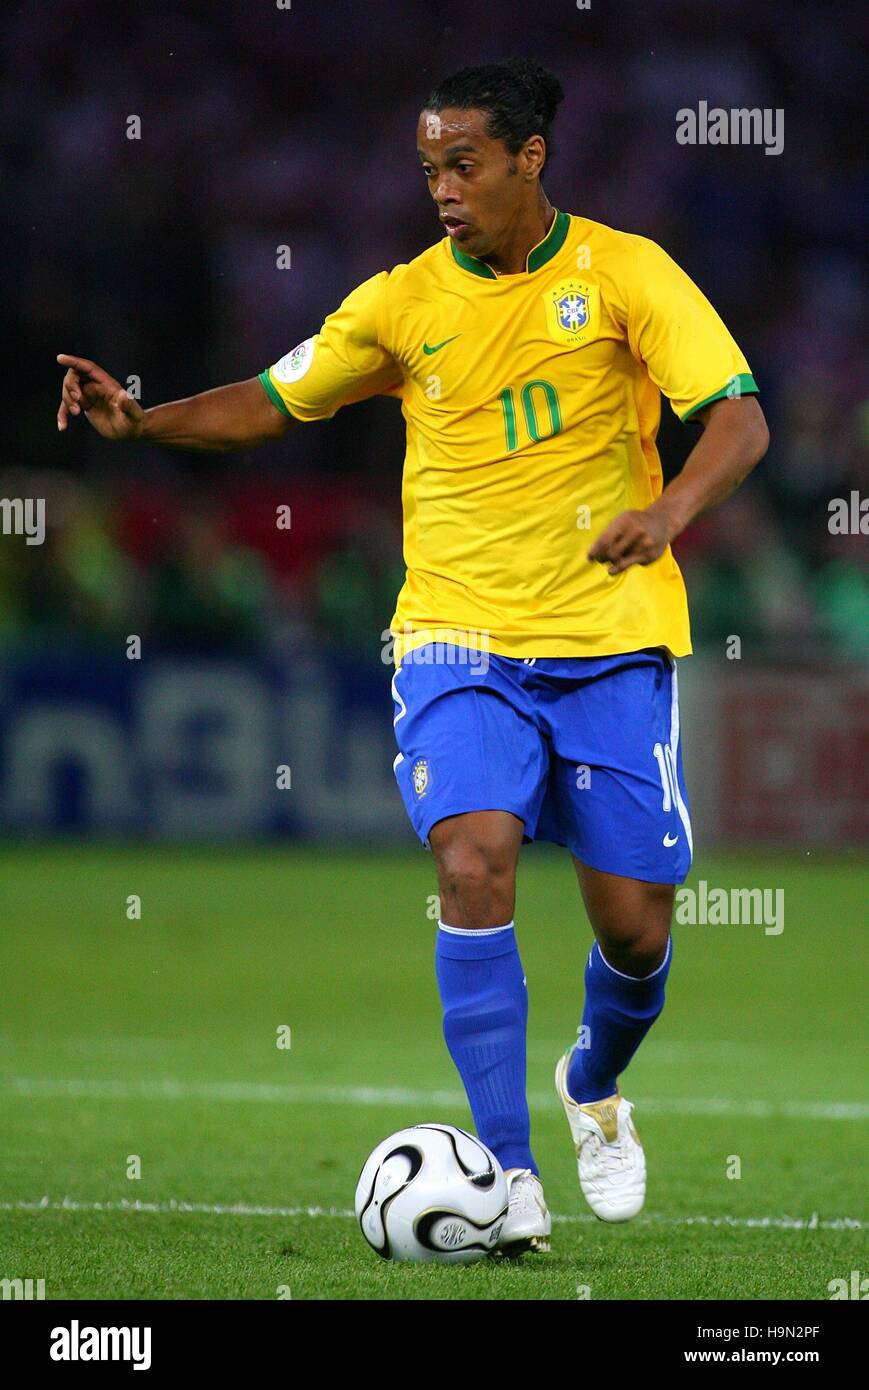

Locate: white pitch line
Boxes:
[2,1076,868,1122]
[0,1197,349,1219]
[0,1197,864,1232]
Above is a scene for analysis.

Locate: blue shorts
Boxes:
[391,645,693,885]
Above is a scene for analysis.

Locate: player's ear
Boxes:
[520,134,546,179]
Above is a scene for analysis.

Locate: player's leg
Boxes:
[429,810,529,1174]
[392,650,546,1183]
[391,649,552,1252]
[428,809,550,1252]
[429,808,523,929]
[554,864,675,1221]
[565,862,674,1104]
[539,650,689,1220]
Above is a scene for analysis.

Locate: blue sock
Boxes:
[435,920,537,1175]
[566,936,673,1104]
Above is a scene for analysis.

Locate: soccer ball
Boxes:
[355,1123,508,1263]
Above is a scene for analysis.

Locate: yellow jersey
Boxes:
[259,208,757,661]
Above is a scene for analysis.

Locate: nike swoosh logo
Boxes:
[423,335,461,355]
[663,832,679,847]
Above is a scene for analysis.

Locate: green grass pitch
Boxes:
[0,843,866,1300]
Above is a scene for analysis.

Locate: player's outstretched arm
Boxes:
[56,354,296,452]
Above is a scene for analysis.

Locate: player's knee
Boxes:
[593,883,673,974]
[435,836,516,925]
[440,842,510,901]
[602,933,669,977]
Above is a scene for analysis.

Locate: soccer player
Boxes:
[57,57,768,1257]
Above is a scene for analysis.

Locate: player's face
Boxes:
[416,107,527,259]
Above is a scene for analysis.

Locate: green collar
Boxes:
[449,208,570,279]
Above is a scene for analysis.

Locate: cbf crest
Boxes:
[543,279,600,346]
[412,759,430,798]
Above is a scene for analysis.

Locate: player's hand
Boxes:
[56,354,145,439]
[587,508,672,575]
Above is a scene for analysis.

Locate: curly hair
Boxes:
[424,57,565,171]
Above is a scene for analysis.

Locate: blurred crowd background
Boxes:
[3,0,867,665]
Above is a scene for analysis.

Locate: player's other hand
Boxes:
[56,354,145,439]
[588,508,672,576]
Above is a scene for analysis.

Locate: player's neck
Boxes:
[484,196,556,277]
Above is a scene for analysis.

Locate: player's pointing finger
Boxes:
[57,353,98,377]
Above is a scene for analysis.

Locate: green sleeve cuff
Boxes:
[258,369,293,417]
[681,373,759,422]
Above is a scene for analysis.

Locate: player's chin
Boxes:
[453,228,477,250]
[454,222,484,247]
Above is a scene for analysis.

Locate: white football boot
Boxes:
[493,1167,552,1256]
[555,1047,646,1222]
